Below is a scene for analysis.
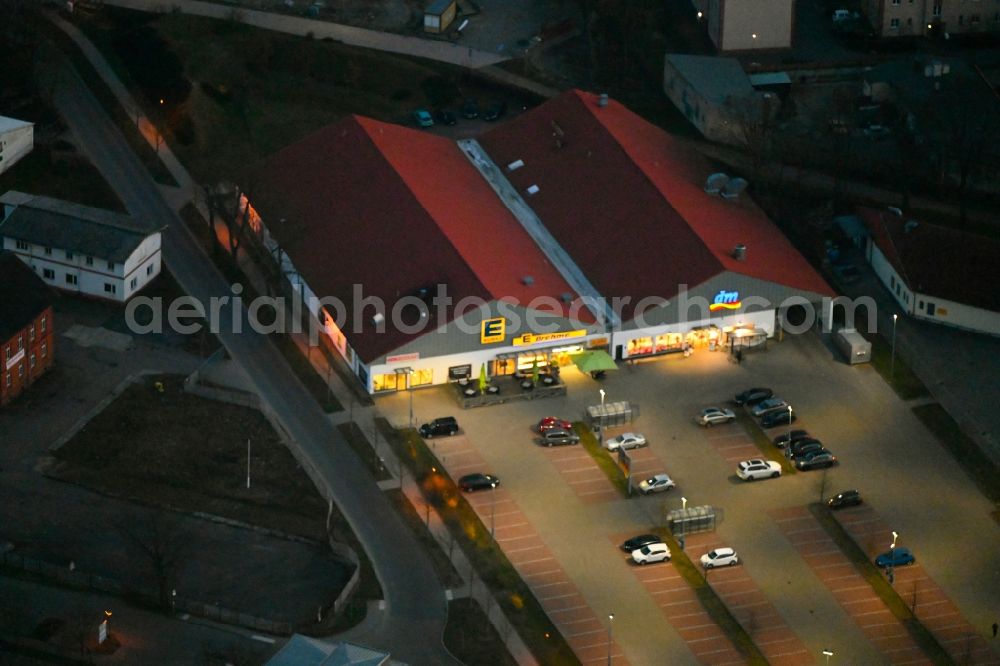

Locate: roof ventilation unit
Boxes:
[903,220,919,234]
[704,172,729,195]
[732,244,747,261]
[887,206,902,217]
[598,93,609,107]
[721,177,748,200]
[560,292,573,303]
[526,184,540,195]
[507,159,525,171]
[522,275,535,286]
[371,312,385,327]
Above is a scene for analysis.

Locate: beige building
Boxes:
[865,0,1000,37]
[690,0,795,51]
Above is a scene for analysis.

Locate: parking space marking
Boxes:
[831,504,995,665]
[772,506,936,665]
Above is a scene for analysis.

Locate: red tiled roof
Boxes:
[244,116,584,363]
[478,90,833,320]
[859,207,1000,311]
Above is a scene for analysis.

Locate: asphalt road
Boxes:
[41,49,460,664]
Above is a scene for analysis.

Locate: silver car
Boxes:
[751,398,790,417]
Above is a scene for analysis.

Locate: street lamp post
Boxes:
[681,496,688,511]
[599,389,606,444]
[246,437,251,489]
[408,370,414,429]
[787,406,793,445]
[490,482,497,539]
[890,314,898,385]
[606,613,615,665]
[822,648,834,665]
[889,530,899,585]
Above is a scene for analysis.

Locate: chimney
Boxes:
[732,244,747,261]
[521,276,535,286]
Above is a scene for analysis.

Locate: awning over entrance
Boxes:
[573,350,618,374]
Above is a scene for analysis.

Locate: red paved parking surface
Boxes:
[542,444,621,503]
[683,533,814,666]
[613,532,745,665]
[771,506,932,665]
[833,505,997,665]
[701,428,761,467]
[433,436,629,664]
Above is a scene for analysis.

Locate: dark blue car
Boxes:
[875,547,915,568]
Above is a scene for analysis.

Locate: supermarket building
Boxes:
[240,90,834,394]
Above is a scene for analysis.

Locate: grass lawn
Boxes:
[444,598,519,666]
[381,419,580,666]
[862,326,930,401]
[912,403,1000,505]
[49,374,331,542]
[575,424,630,497]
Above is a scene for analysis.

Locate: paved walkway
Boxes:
[99,0,509,68]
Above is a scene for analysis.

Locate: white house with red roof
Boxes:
[241,91,833,394]
[859,208,1000,336]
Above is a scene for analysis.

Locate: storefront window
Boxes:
[655,333,682,352]
[494,357,516,376]
[373,373,402,392]
[410,369,433,386]
[627,337,653,356]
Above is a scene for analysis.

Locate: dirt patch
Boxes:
[48,374,329,540]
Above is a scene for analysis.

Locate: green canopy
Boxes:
[573,350,618,374]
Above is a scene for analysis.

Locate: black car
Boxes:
[419,416,459,438]
[795,450,837,470]
[773,429,811,448]
[786,438,823,458]
[461,98,479,119]
[458,473,500,492]
[620,534,661,553]
[827,490,862,509]
[483,100,507,121]
[761,409,796,428]
[734,387,773,406]
[434,109,457,126]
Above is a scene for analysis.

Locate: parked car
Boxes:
[631,542,671,565]
[761,408,796,428]
[773,430,811,448]
[461,98,479,119]
[751,398,789,417]
[786,438,823,458]
[538,416,572,433]
[433,109,457,126]
[419,416,458,438]
[539,428,580,446]
[638,473,675,495]
[795,450,838,470]
[786,440,825,459]
[734,387,773,406]
[412,109,434,128]
[863,124,891,139]
[875,547,915,568]
[605,432,647,451]
[833,262,860,284]
[621,534,661,553]
[827,489,862,509]
[700,547,739,569]
[736,459,782,481]
[696,407,736,427]
[458,473,500,492]
[483,100,508,121]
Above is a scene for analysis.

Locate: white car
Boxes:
[631,542,671,565]
[696,407,736,427]
[700,547,739,569]
[605,432,647,451]
[638,473,675,495]
[751,398,790,417]
[736,459,782,481]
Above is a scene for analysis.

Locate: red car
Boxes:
[538,416,572,432]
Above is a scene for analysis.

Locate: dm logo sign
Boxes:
[709,290,742,312]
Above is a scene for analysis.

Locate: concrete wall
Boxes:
[0,124,33,175]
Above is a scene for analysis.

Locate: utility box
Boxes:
[424,0,457,33]
[835,328,872,364]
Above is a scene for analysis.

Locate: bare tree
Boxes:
[117,512,188,610]
[725,93,779,190]
[57,602,96,658]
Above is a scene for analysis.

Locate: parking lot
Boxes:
[378,330,1000,664]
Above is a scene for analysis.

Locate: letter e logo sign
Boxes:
[481,318,506,344]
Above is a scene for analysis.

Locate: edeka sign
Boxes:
[709,290,742,312]
[481,317,506,344]
[512,329,587,347]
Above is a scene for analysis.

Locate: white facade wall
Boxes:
[1,232,161,302]
[717,0,794,51]
[0,123,34,175]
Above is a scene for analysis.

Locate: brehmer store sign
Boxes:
[512,329,587,347]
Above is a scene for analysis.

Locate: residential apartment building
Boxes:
[0,191,163,303]
[865,0,1000,37]
[689,0,796,51]
[0,251,55,407]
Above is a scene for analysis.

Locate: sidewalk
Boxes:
[97,0,510,68]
